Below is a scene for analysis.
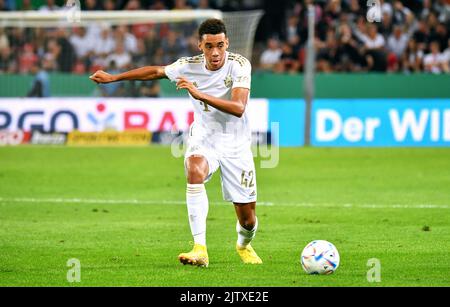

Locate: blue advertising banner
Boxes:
[311,99,450,146]
[268,99,305,146]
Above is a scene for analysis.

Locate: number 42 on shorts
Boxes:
[240,170,255,188]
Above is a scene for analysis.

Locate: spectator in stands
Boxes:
[322,0,341,30]
[5,0,15,10]
[149,0,167,10]
[354,23,387,72]
[103,0,116,10]
[138,80,161,97]
[98,60,123,97]
[42,38,60,71]
[114,25,138,55]
[420,0,433,21]
[444,38,450,67]
[335,23,361,71]
[197,0,213,10]
[132,38,148,68]
[70,27,95,71]
[274,41,300,74]
[433,23,449,52]
[387,25,409,60]
[185,31,200,55]
[402,39,424,73]
[0,0,8,11]
[143,27,162,62]
[0,46,16,73]
[173,0,192,10]
[413,20,430,45]
[391,1,413,26]
[423,40,449,74]
[18,43,38,74]
[161,30,187,64]
[19,0,33,10]
[85,0,102,11]
[316,28,337,73]
[105,42,131,70]
[426,12,439,37]
[152,47,165,66]
[38,0,59,11]
[434,0,450,24]
[284,15,301,43]
[55,28,76,72]
[1,0,448,76]
[93,25,116,63]
[380,0,392,17]
[259,38,283,72]
[379,11,393,38]
[89,25,111,71]
[125,0,141,10]
[70,27,92,59]
[27,61,50,97]
[355,22,386,51]
[0,27,8,51]
[344,0,364,23]
[9,27,26,52]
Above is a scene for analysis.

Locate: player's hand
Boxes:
[89,70,116,84]
[176,77,203,100]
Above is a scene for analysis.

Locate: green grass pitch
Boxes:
[0,146,449,286]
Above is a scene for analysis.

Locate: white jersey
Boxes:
[165,51,252,157]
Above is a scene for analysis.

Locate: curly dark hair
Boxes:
[198,18,227,40]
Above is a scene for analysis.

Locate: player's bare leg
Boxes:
[178,155,210,267]
[234,202,262,264]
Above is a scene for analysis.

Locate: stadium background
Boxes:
[0,0,449,146]
[0,0,449,287]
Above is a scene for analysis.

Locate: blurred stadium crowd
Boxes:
[0,0,449,81]
[259,0,450,74]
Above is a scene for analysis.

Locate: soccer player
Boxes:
[89,19,261,267]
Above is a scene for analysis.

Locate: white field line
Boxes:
[0,197,448,209]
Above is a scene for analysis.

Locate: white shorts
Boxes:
[184,137,257,204]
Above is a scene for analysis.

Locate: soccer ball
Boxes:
[300,240,340,275]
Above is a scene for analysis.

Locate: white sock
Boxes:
[186,184,208,246]
[236,217,258,247]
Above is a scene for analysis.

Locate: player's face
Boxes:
[199,33,229,71]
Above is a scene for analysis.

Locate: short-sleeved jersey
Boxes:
[164,51,252,157]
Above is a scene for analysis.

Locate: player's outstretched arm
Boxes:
[176,77,248,118]
[89,66,167,84]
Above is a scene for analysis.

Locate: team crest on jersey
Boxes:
[224,74,233,88]
[193,81,198,88]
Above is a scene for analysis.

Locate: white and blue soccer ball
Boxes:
[301,240,340,275]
